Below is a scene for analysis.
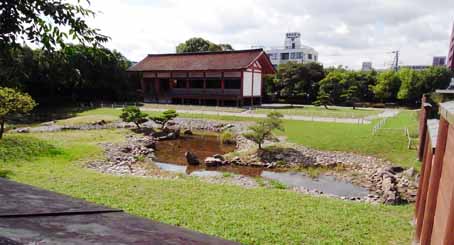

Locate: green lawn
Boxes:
[71,108,419,168]
[0,130,414,244]
[281,110,419,169]
[254,106,383,118]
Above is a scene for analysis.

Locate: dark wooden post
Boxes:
[418,95,431,161]
[140,78,147,99]
[420,118,449,245]
[221,72,225,94]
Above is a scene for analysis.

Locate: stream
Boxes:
[154,134,369,198]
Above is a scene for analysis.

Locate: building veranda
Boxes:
[128,49,275,106]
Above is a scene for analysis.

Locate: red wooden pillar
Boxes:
[415,133,434,240]
[251,67,254,106]
[420,118,449,245]
[140,78,147,97]
[221,72,225,94]
[154,77,160,102]
[443,189,454,244]
[240,71,244,108]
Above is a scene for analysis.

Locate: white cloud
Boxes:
[84,0,454,69]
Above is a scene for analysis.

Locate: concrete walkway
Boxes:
[140,107,400,124]
[0,178,236,244]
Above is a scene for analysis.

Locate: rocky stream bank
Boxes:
[78,119,418,205]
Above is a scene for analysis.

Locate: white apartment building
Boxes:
[266,32,319,67]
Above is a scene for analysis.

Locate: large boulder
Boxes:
[185,152,200,165]
[204,157,223,167]
[212,154,224,161]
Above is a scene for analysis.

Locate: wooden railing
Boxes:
[414,97,454,244]
[168,88,241,97]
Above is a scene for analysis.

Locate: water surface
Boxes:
[154,134,369,198]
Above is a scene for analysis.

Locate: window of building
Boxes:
[224,78,241,89]
[314,55,317,61]
[308,54,313,60]
[281,53,289,60]
[290,52,296,59]
[268,53,277,60]
[295,52,303,59]
[189,79,204,88]
[206,78,221,89]
[291,43,295,49]
[175,79,186,88]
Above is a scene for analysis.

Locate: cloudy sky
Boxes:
[87,0,454,69]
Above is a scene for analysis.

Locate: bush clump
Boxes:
[0,135,61,163]
[220,130,236,145]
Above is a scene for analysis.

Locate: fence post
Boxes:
[420,118,449,245]
[418,95,432,161]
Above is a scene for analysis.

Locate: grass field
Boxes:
[0,130,414,244]
[281,110,419,169]
[62,108,418,168]
[253,106,383,118]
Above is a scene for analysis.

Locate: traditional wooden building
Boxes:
[128,49,275,106]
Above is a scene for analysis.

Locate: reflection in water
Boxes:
[154,134,235,166]
[261,171,369,197]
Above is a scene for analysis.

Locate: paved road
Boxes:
[140,107,400,124]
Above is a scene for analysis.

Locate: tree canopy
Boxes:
[149,109,178,129]
[0,45,137,105]
[0,87,36,139]
[176,37,234,53]
[0,0,108,50]
[119,106,148,129]
[264,61,453,107]
[243,112,284,149]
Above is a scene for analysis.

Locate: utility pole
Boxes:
[391,50,400,71]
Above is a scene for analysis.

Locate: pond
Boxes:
[154,134,369,198]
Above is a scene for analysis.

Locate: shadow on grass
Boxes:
[7,102,144,126]
[0,169,14,179]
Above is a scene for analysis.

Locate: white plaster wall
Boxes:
[253,72,262,96]
[243,71,253,96]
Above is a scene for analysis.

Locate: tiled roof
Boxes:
[128,49,275,74]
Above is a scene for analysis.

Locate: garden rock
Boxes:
[185,152,200,165]
[204,157,223,167]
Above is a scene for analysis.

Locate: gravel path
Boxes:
[140,107,400,124]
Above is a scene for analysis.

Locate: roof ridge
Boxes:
[147,48,264,57]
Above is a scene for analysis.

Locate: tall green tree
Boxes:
[373,70,401,102]
[0,87,36,139]
[0,45,136,104]
[397,68,421,104]
[176,37,233,53]
[341,84,361,109]
[0,0,108,50]
[272,62,325,103]
[316,70,345,106]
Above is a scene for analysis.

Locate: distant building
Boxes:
[433,56,446,66]
[128,49,275,106]
[266,32,318,67]
[448,22,454,69]
[399,65,431,71]
[361,62,373,71]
